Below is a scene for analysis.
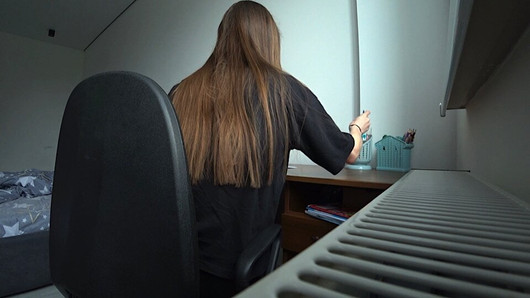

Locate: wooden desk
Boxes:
[281,164,404,259]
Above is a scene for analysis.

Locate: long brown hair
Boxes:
[171,1,291,188]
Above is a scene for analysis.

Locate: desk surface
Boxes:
[286,164,405,189]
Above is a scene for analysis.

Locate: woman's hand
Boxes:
[349,110,371,134]
[346,110,371,164]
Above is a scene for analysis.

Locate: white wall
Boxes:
[358,0,458,170]
[83,0,356,165]
[4,1,525,201]
[0,31,84,171]
[2,0,460,172]
[457,26,530,202]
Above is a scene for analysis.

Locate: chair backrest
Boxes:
[50,71,198,297]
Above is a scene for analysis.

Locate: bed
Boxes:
[0,169,54,297]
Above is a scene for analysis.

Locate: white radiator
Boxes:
[237,170,530,298]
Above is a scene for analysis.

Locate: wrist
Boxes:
[349,123,362,134]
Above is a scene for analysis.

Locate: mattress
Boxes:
[0,169,53,238]
[0,169,54,296]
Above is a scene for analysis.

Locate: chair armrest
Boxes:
[234,224,281,291]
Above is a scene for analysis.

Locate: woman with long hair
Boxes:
[170,1,370,296]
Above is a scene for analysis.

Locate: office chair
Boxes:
[50,71,198,297]
[235,223,282,291]
[50,71,281,297]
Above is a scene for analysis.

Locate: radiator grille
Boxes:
[237,170,530,298]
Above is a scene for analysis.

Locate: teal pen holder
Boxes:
[375,135,414,172]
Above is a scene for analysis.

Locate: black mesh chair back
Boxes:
[50,71,198,297]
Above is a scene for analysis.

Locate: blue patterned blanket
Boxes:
[0,169,53,238]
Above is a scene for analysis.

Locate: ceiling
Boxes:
[0,0,136,51]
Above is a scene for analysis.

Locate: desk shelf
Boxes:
[281,165,403,259]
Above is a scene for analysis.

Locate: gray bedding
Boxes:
[0,169,53,238]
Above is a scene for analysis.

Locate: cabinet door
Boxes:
[282,212,336,253]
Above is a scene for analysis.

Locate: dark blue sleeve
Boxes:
[286,75,354,174]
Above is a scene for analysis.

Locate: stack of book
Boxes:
[304,204,355,225]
